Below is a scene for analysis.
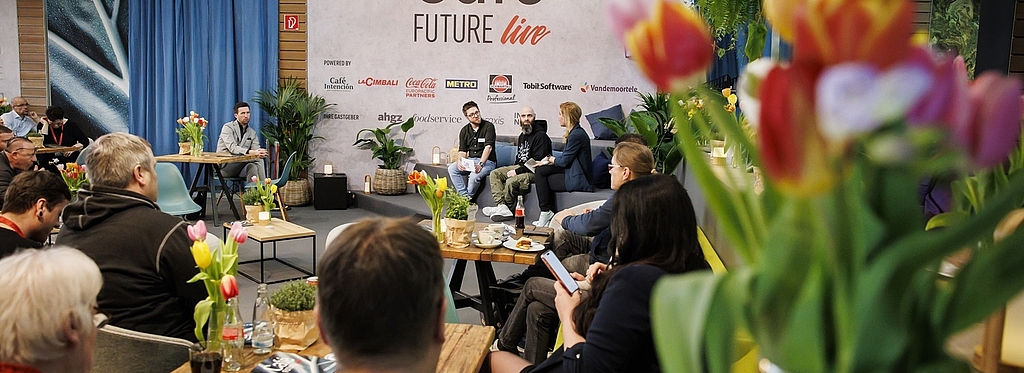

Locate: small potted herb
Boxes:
[444,191,473,248]
[269,281,318,351]
[175,127,191,154]
[241,188,262,223]
[26,130,44,148]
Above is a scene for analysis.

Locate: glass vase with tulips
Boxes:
[187,220,246,344]
[251,176,278,212]
[408,170,447,243]
[607,0,1024,372]
[56,162,88,192]
[177,111,208,157]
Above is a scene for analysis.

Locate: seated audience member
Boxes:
[0,126,14,152]
[37,106,91,174]
[317,218,446,373]
[217,102,267,180]
[490,174,711,372]
[0,172,72,257]
[483,106,552,221]
[448,101,497,201]
[0,137,38,211]
[532,102,593,228]
[56,132,206,341]
[492,142,657,364]
[0,97,43,137]
[591,133,646,189]
[0,247,104,373]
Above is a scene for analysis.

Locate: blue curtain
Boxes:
[128,0,278,157]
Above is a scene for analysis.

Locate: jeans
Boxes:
[497,277,559,365]
[448,158,496,197]
[490,165,535,207]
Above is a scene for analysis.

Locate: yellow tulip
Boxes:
[190,241,212,269]
[436,177,447,193]
[270,185,278,194]
[727,94,738,105]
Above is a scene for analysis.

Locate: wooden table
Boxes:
[170,323,495,373]
[224,218,316,284]
[156,152,260,223]
[433,220,553,327]
[35,145,81,155]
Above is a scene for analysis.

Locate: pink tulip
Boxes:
[229,222,247,244]
[607,0,652,44]
[251,175,258,183]
[956,73,1023,168]
[187,220,207,241]
[906,48,970,130]
[220,275,239,299]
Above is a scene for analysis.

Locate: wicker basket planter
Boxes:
[280,179,311,206]
[373,169,408,195]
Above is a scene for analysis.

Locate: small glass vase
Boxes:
[207,300,225,343]
[432,208,444,243]
[189,138,204,157]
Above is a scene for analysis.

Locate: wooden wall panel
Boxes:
[17,0,47,108]
[1009,0,1024,81]
[912,0,932,33]
[279,0,308,85]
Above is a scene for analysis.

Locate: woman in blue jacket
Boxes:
[532,102,593,227]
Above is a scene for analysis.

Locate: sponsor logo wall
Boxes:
[308,0,654,188]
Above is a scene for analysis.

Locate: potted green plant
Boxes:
[269,280,318,351]
[240,188,262,223]
[255,77,335,206]
[598,92,684,174]
[353,117,415,195]
[175,127,191,155]
[25,130,44,148]
[444,190,472,248]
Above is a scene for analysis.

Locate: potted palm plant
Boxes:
[255,78,335,206]
[598,92,684,174]
[353,117,415,195]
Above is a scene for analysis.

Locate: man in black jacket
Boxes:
[482,106,552,221]
[57,132,206,341]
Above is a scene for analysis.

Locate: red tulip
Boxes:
[617,0,713,92]
[220,275,239,299]
[758,63,834,196]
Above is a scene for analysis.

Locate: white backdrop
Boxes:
[307,0,655,188]
[0,0,21,97]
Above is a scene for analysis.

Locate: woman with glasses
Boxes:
[531,102,593,228]
[37,106,91,174]
[0,246,104,373]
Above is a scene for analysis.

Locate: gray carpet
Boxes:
[198,200,524,325]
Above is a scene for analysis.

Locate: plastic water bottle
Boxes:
[222,297,244,371]
[251,283,275,354]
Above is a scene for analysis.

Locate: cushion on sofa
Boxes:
[585,104,624,140]
[496,144,517,167]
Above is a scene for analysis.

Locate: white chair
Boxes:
[206,232,221,252]
[325,222,355,249]
[91,324,193,373]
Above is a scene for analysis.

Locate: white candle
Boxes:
[324,164,333,174]
[432,153,441,165]
[364,176,372,194]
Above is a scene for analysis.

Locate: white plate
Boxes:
[503,239,545,252]
[473,239,502,249]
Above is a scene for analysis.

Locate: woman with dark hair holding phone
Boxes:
[489,174,710,373]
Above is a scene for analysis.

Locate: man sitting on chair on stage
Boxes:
[217,102,267,180]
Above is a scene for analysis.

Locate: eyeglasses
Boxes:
[13,103,28,108]
[608,163,622,171]
[465,110,481,118]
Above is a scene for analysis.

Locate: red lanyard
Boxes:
[0,216,25,238]
[50,125,64,145]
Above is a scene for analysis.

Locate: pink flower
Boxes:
[957,73,1023,168]
[187,220,207,241]
[220,275,238,299]
[251,175,258,183]
[906,48,970,130]
[229,222,247,244]
[607,0,652,44]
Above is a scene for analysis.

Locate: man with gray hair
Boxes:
[317,218,446,373]
[0,246,104,373]
[57,132,206,341]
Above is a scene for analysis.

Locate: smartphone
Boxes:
[540,250,580,294]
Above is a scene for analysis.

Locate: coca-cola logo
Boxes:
[406,78,438,89]
[358,77,399,87]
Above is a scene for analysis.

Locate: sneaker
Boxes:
[490,340,500,352]
[482,206,498,217]
[491,205,513,222]
[532,211,554,227]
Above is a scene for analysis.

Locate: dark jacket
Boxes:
[38,122,91,174]
[57,185,207,341]
[553,126,594,192]
[514,120,553,174]
[0,228,42,258]
[561,195,613,263]
[0,153,22,211]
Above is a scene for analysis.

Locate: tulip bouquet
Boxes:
[55,162,88,192]
[0,96,10,115]
[251,176,278,212]
[187,220,246,343]
[177,110,208,157]
[609,0,1024,372]
[408,170,447,243]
